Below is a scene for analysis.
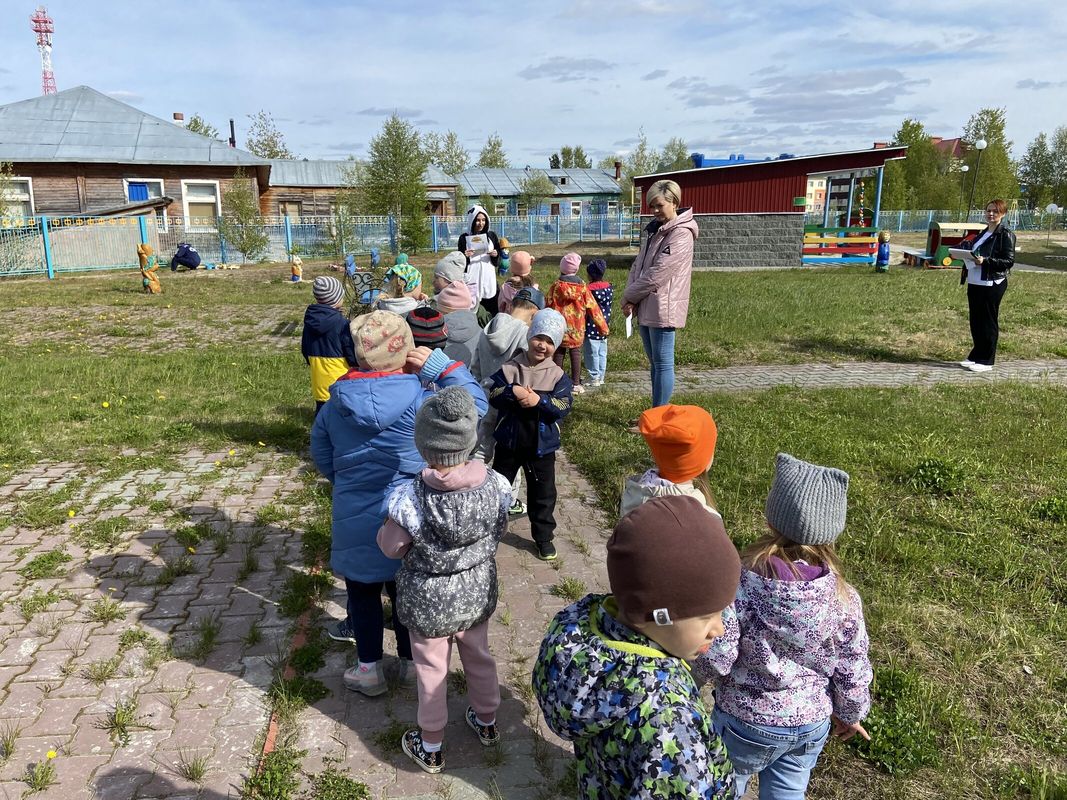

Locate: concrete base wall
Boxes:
[644,213,804,269]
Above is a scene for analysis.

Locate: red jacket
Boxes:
[547,277,609,349]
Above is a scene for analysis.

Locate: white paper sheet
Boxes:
[625,314,633,338]
[948,247,976,263]
[467,234,489,255]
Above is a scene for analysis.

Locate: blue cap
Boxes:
[513,286,546,309]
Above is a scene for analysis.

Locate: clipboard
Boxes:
[948,248,976,263]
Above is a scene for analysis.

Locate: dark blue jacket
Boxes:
[488,360,573,457]
[301,304,357,401]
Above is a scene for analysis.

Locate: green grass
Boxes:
[17,588,61,621]
[565,382,1067,799]
[93,697,153,746]
[18,549,72,580]
[84,595,126,624]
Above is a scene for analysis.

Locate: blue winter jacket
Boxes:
[310,353,487,582]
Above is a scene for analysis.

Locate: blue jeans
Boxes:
[638,325,676,407]
[712,709,830,800]
[582,337,608,383]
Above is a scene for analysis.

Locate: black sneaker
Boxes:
[401,729,444,774]
[508,500,527,519]
[326,619,357,644]
[465,706,499,746]
[535,541,557,561]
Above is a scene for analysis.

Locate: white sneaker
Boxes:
[572,384,586,394]
[966,362,993,373]
[344,662,387,697]
[959,360,975,368]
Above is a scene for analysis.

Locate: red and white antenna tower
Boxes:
[30,5,57,95]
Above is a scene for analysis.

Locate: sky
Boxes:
[2,0,1066,168]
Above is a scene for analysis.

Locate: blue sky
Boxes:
[2,0,1065,166]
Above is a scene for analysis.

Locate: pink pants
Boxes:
[409,621,500,743]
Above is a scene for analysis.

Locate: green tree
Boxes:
[478,192,496,214]
[549,153,561,169]
[245,110,294,159]
[423,130,470,178]
[0,161,13,220]
[477,133,509,168]
[1050,126,1067,205]
[1019,132,1055,209]
[961,107,1018,209]
[361,115,429,252]
[657,137,691,172]
[572,145,592,169]
[185,114,219,140]
[516,169,556,215]
[879,118,954,210]
[613,129,661,205]
[218,168,270,262]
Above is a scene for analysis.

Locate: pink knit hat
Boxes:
[437,280,473,312]
[560,252,581,276]
[510,251,535,277]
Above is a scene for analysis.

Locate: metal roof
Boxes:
[635,146,908,181]
[457,168,620,197]
[267,159,458,188]
[0,85,265,166]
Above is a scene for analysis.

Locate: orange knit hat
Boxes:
[639,404,718,483]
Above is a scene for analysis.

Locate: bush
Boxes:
[904,457,967,497]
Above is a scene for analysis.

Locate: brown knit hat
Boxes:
[350,310,414,372]
[608,496,740,625]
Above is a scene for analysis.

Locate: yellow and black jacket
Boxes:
[301,304,356,402]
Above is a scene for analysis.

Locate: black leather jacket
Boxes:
[961,224,1016,284]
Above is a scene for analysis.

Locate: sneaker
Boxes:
[967,362,994,373]
[465,706,500,746]
[508,500,527,519]
[535,541,557,561]
[959,359,975,368]
[395,658,418,688]
[343,662,387,697]
[402,729,444,774]
[572,384,586,395]
[326,619,357,644]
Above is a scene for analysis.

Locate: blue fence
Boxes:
[0,212,638,279]
[805,209,1067,232]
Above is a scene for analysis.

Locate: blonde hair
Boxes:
[505,274,535,290]
[743,529,852,604]
[693,472,718,513]
[647,179,682,208]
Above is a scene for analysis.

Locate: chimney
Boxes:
[613,160,622,181]
[872,141,889,149]
[172,112,185,124]
[228,118,236,148]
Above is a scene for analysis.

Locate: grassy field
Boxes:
[564,384,1067,800]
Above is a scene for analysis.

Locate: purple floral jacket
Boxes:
[696,567,872,727]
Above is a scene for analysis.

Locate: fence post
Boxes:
[388,215,397,254]
[555,215,560,244]
[431,216,439,253]
[40,216,55,280]
[898,210,904,231]
[528,215,534,244]
[599,215,605,240]
[137,215,149,246]
[283,215,293,261]
[217,217,228,263]
[926,210,933,230]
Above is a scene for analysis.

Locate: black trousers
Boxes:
[345,578,412,663]
[967,280,1007,365]
[492,447,557,544]
[480,295,499,317]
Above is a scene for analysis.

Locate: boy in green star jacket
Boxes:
[533,496,740,799]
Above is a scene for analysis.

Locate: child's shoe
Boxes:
[326,619,357,644]
[402,729,444,774]
[572,384,586,395]
[535,541,557,561]
[396,657,418,688]
[343,661,387,697]
[465,706,500,746]
[508,499,527,519]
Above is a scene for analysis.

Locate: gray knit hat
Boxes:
[528,308,566,348]
[765,453,850,546]
[312,276,345,306]
[434,251,468,283]
[414,387,478,467]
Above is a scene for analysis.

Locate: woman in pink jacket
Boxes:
[622,179,699,407]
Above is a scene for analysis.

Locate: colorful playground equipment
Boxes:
[900,221,985,268]
[802,174,881,266]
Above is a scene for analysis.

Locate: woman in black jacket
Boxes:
[961,198,1015,372]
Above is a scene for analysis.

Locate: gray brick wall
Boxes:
[641,213,804,269]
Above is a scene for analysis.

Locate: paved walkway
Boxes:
[608,359,1067,393]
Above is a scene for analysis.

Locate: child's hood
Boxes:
[443,310,480,342]
[328,371,422,432]
[535,594,693,741]
[736,567,852,639]
[465,204,490,234]
[481,313,528,358]
[376,296,419,316]
[303,303,347,334]
[620,472,718,518]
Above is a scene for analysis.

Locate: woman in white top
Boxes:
[960,198,1016,373]
[457,205,502,317]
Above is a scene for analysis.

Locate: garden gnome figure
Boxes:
[138,243,162,294]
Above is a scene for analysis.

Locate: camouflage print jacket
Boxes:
[533,594,735,800]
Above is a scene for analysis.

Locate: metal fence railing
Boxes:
[805,209,1067,232]
[0,212,639,280]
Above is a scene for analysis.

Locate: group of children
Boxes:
[301,257,872,797]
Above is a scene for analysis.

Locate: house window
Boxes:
[607,201,618,214]
[280,201,302,223]
[494,202,508,216]
[571,201,582,216]
[1,178,35,220]
[515,202,528,217]
[550,203,561,216]
[181,180,221,229]
[124,179,166,229]
[559,176,568,186]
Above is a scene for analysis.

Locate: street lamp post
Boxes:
[966,139,988,220]
[957,165,970,222]
[1046,203,1060,246]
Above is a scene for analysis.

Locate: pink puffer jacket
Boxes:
[624,208,699,329]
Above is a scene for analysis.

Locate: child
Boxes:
[496,251,538,314]
[377,388,511,773]
[405,305,448,351]
[547,252,608,395]
[432,251,488,326]
[534,496,739,799]
[487,308,572,560]
[696,453,873,799]
[375,257,426,316]
[436,280,481,370]
[301,276,356,416]
[582,258,612,387]
[310,311,488,696]
[620,404,719,518]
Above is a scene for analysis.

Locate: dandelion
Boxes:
[228,449,236,456]
[214,460,221,467]
[71,395,79,400]
[107,587,116,593]
[257,441,266,447]
[101,402,110,408]
[68,509,76,518]
[187,547,196,555]
[46,749,57,760]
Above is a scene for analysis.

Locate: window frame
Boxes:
[570,201,582,217]
[493,201,508,216]
[180,179,222,230]
[2,176,36,220]
[123,178,167,230]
